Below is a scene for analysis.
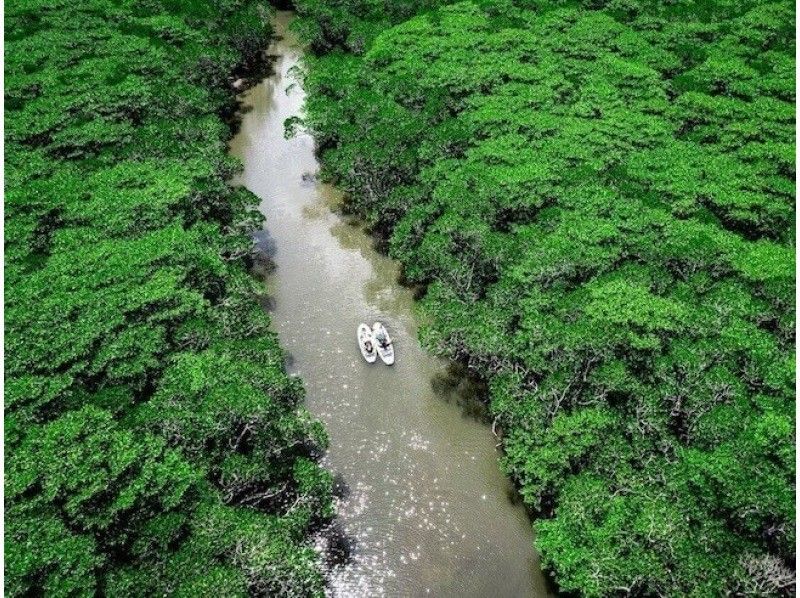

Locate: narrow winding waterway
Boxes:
[230,12,549,597]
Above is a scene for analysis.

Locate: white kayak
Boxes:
[372,322,395,365]
[357,323,377,363]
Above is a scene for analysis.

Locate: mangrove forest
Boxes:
[4,0,796,596]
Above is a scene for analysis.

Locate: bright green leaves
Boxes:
[60,160,196,238]
[733,239,795,283]
[680,410,796,556]
[134,341,325,487]
[185,500,327,597]
[104,495,324,597]
[5,225,207,393]
[626,141,795,237]
[581,278,689,351]
[535,470,751,597]
[5,508,102,598]
[536,476,670,597]
[8,406,196,534]
[502,407,625,510]
[293,457,336,520]
[294,0,448,53]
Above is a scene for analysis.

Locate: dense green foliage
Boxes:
[5,1,332,595]
[296,0,796,594]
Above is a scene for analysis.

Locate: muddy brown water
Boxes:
[229,11,550,597]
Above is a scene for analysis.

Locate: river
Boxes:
[229,11,549,597]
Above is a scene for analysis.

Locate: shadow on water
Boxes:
[234,101,255,119]
[301,172,318,187]
[258,295,278,313]
[328,219,367,253]
[331,472,351,501]
[430,363,492,425]
[253,227,278,259]
[506,484,526,508]
[316,519,357,571]
[251,228,278,279]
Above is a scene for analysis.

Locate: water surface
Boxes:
[229,12,549,597]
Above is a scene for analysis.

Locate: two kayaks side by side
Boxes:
[356,322,394,365]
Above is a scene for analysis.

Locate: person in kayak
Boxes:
[374,329,390,349]
[364,339,374,353]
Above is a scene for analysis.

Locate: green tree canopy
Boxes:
[5,1,331,594]
[297,0,795,593]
